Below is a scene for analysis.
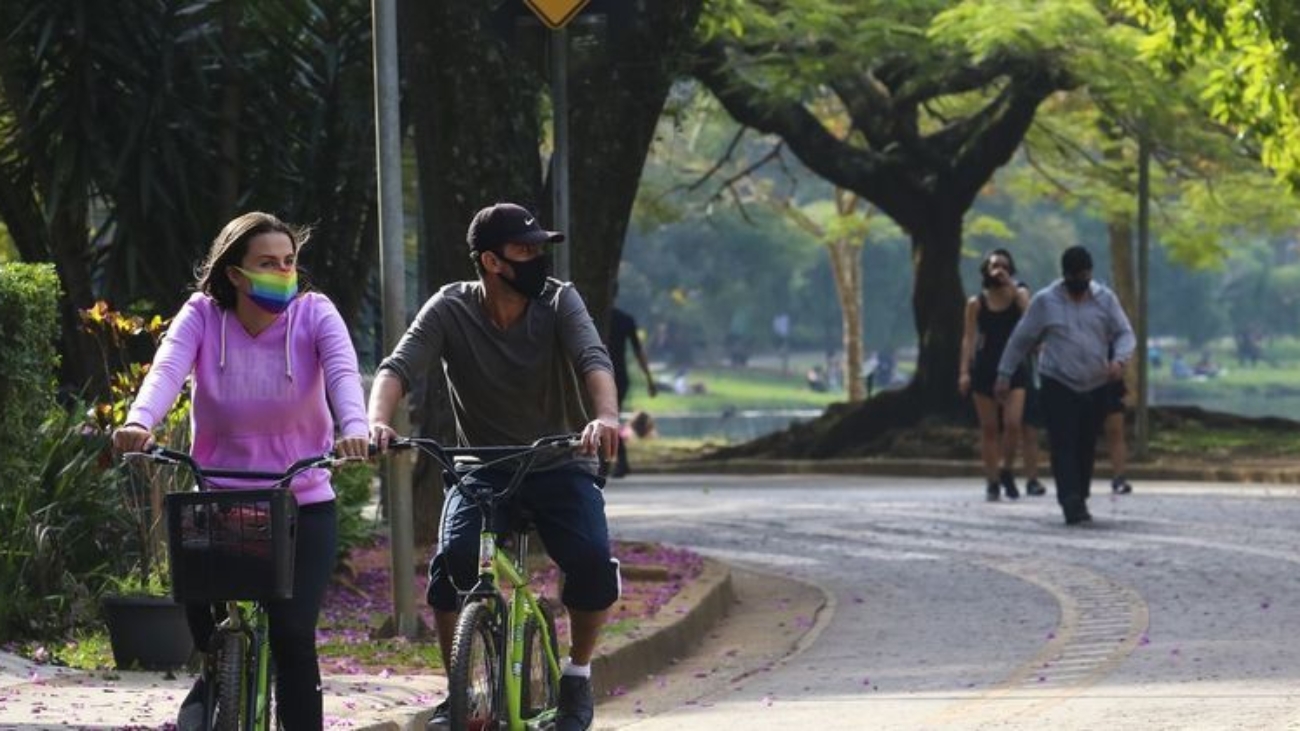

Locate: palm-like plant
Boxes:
[0,0,379,396]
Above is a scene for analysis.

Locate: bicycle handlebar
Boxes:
[121,445,353,489]
[387,433,579,463]
[385,434,583,505]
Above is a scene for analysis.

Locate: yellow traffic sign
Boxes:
[523,0,590,29]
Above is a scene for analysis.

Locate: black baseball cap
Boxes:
[467,203,565,253]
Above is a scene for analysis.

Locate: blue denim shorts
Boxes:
[426,466,620,613]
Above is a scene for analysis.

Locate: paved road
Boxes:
[603,475,1300,730]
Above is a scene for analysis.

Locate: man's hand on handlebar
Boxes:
[580,417,620,461]
[369,422,398,453]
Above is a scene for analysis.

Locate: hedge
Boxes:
[0,263,60,492]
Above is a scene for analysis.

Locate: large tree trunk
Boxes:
[564,1,705,331]
[904,212,966,414]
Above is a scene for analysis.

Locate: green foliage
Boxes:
[0,407,135,641]
[332,461,378,568]
[77,301,174,430]
[930,0,1109,61]
[14,632,116,671]
[0,0,378,320]
[964,214,1014,241]
[1114,0,1300,187]
[0,263,60,500]
[0,222,15,262]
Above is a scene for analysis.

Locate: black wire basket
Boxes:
[165,488,298,603]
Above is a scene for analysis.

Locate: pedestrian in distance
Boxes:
[996,245,1136,525]
[111,212,371,730]
[607,283,658,477]
[959,248,1032,501]
[367,202,621,731]
[1018,347,1049,498]
[1103,377,1134,495]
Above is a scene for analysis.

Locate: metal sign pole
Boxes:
[372,0,417,639]
[551,27,571,280]
[1135,133,1151,460]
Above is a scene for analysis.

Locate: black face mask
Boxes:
[982,274,1002,289]
[499,252,551,299]
[1064,277,1090,295]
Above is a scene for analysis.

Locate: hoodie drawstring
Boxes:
[218,305,294,380]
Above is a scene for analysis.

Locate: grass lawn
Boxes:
[620,362,865,415]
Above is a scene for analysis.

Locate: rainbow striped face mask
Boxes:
[234,266,299,314]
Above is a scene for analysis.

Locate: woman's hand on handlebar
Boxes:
[334,435,370,460]
[580,417,620,461]
[112,423,155,455]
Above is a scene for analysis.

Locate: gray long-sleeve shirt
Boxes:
[997,279,1136,393]
[378,278,612,471]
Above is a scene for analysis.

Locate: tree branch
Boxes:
[692,40,922,226]
[688,126,747,192]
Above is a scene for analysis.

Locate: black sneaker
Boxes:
[1064,507,1093,526]
[1112,477,1132,495]
[556,675,594,731]
[176,676,208,731]
[999,469,1020,500]
[985,480,1000,502]
[1025,478,1047,497]
[425,697,450,731]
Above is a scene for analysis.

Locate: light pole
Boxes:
[371,0,417,639]
[1135,132,1151,459]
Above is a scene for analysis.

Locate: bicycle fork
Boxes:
[218,601,274,731]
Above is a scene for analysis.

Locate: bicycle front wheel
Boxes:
[520,597,560,720]
[212,630,245,731]
[449,601,502,731]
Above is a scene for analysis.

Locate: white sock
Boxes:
[562,658,591,678]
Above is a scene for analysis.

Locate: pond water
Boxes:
[636,382,1300,444]
[641,409,825,441]
[1151,387,1300,421]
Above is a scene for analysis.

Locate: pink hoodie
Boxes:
[126,292,369,504]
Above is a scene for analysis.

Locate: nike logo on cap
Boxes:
[524,217,535,226]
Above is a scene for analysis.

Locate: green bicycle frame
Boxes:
[478,528,563,730]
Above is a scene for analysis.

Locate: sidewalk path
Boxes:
[0,559,733,731]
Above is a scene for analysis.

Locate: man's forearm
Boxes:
[367,369,405,425]
[584,369,620,422]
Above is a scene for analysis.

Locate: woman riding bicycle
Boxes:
[112,212,370,730]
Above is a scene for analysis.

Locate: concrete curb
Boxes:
[355,559,735,731]
[640,458,1300,483]
[592,558,734,698]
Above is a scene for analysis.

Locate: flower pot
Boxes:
[102,594,195,670]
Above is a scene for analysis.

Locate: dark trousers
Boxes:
[427,467,619,613]
[187,499,337,731]
[1040,378,1108,519]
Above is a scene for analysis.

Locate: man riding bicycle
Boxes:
[368,202,621,731]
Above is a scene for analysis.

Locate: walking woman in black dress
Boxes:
[959,249,1031,501]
